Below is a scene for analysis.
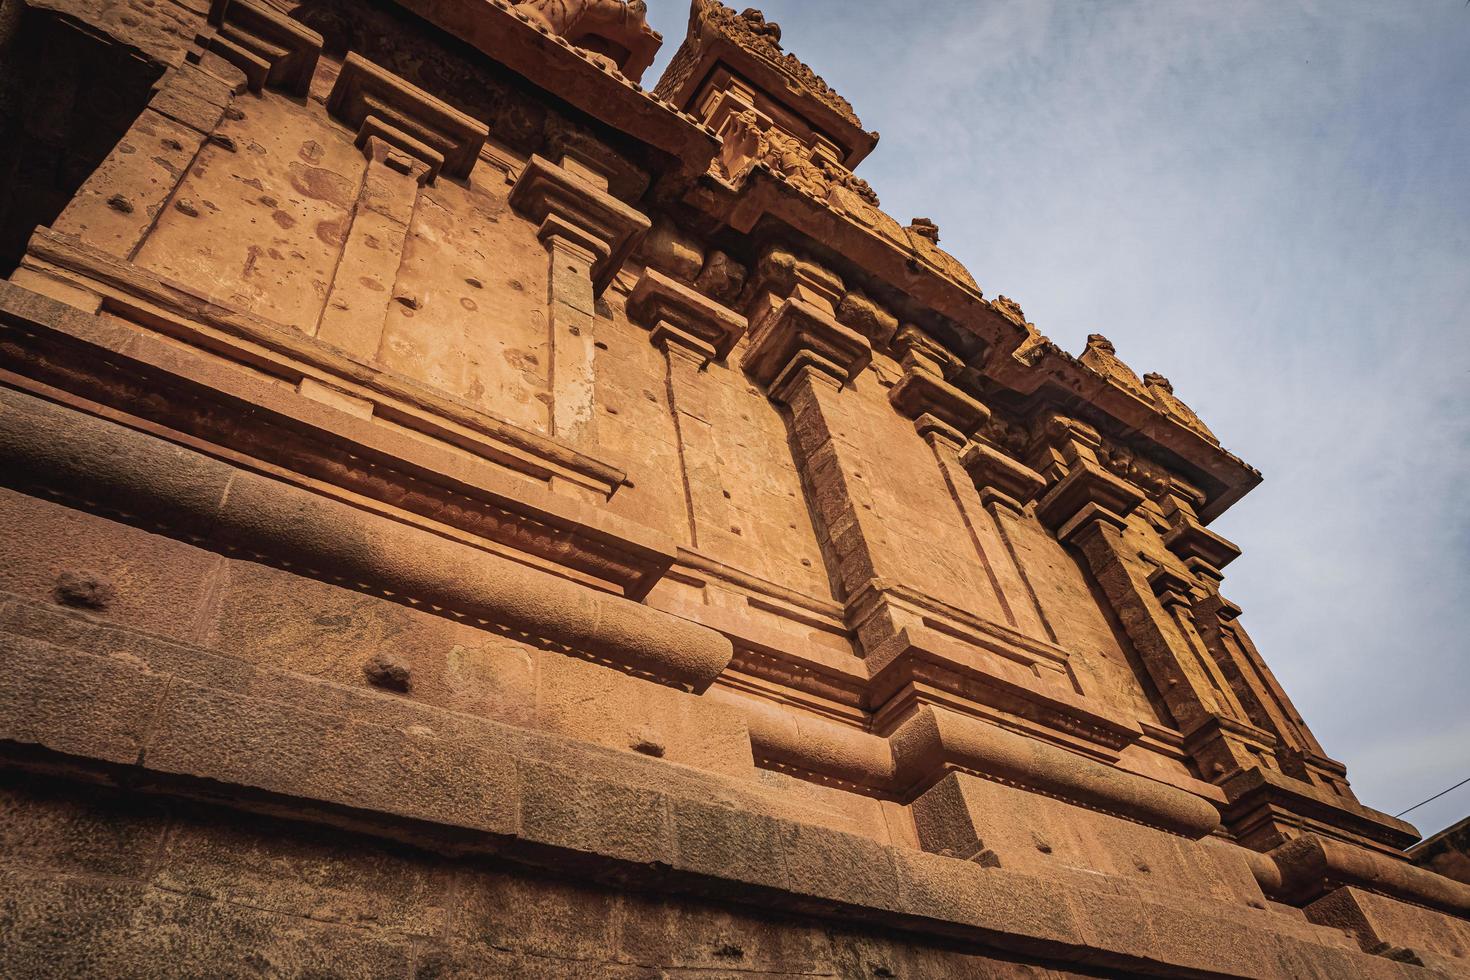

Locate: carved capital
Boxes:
[960,441,1046,509]
[327,54,487,183]
[1145,562,1196,608]
[1035,459,1144,535]
[194,0,322,95]
[1163,509,1241,572]
[627,268,747,364]
[744,297,871,393]
[888,369,988,435]
[510,155,651,295]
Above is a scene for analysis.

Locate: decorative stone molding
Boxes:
[193,0,322,96]
[0,385,727,691]
[509,154,651,295]
[890,706,1218,838]
[627,267,747,364]
[327,53,488,183]
[1269,834,1470,917]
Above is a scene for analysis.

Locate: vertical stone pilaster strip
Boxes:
[665,338,741,549]
[924,428,1026,632]
[984,503,1060,643]
[314,138,427,359]
[782,370,887,606]
[540,227,603,447]
[626,268,747,550]
[510,155,649,453]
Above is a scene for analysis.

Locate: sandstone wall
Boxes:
[1,0,1467,975]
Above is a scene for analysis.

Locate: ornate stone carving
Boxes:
[1099,442,1171,498]
[655,1,861,130]
[1080,333,1150,401]
[904,217,980,293]
[1145,372,1218,443]
[510,0,662,82]
[835,288,898,350]
[693,249,747,305]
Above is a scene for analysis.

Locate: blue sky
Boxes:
[649,1,1470,837]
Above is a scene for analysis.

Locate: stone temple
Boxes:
[0,0,1466,975]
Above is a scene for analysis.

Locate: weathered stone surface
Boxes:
[0,0,1463,974]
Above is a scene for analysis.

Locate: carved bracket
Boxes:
[744,297,871,395]
[193,0,322,96]
[1035,460,1144,538]
[327,54,488,183]
[1163,509,1241,572]
[960,441,1046,510]
[627,268,747,365]
[889,369,988,436]
[509,155,651,295]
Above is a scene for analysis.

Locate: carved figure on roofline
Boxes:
[1081,332,1150,401]
[511,0,662,81]
[1144,372,1218,443]
[904,218,980,293]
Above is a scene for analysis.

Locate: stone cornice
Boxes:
[387,0,721,188]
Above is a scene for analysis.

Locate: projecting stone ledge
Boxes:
[0,601,1451,980]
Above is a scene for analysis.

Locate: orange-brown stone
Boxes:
[0,0,1464,976]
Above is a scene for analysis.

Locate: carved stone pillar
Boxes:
[627,268,747,547]
[510,154,649,448]
[316,54,487,367]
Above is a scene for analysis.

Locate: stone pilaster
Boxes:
[510,154,650,448]
[316,54,487,368]
[1030,415,1268,776]
[958,440,1056,643]
[627,268,747,547]
[742,248,882,604]
[885,325,1050,641]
